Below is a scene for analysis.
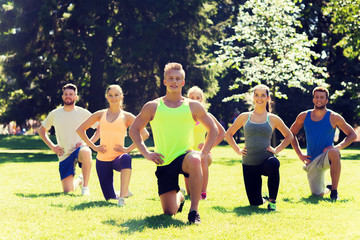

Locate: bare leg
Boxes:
[62,175,75,192]
[328,148,341,190]
[160,190,184,215]
[78,147,92,187]
[119,168,131,198]
[184,177,190,195]
[182,152,202,212]
[201,154,212,194]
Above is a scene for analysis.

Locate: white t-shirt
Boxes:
[42,106,95,162]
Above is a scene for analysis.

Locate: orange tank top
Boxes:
[97,109,127,161]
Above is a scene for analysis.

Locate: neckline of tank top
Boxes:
[248,112,269,125]
[309,110,329,123]
[160,97,187,109]
[105,109,122,124]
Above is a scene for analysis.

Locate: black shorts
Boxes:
[155,153,189,195]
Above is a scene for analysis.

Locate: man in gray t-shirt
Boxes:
[38,84,97,195]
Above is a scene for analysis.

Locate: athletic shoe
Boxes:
[116,190,134,199]
[118,197,125,207]
[263,195,269,203]
[178,188,186,213]
[188,210,201,225]
[73,174,83,190]
[330,190,339,202]
[267,200,276,211]
[81,186,90,196]
[125,190,133,198]
[201,192,207,200]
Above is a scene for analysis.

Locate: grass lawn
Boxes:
[0,135,360,239]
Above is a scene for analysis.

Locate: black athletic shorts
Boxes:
[155,153,190,195]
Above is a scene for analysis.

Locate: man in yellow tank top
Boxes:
[130,62,218,224]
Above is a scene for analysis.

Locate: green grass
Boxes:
[1,135,360,239]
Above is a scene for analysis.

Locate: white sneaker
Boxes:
[81,186,90,196]
[73,174,83,190]
[125,190,133,198]
[118,197,125,207]
[116,190,134,199]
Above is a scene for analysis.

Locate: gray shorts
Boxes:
[303,151,331,195]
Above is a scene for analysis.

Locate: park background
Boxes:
[0,0,359,141]
[0,0,360,239]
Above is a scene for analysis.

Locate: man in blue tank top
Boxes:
[290,86,357,201]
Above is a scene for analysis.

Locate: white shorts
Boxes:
[303,151,331,195]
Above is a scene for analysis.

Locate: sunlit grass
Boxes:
[0,136,359,239]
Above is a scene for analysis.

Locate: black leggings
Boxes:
[242,157,280,206]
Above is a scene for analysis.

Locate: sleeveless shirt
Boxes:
[304,110,335,161]
[150,98,194,166]
[97,109,127,161]
[243,113,274,165]
[193,121,207,150]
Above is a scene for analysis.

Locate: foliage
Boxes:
[0,0,220,124]
[216,0,327,105]
[297,0,360,127]
[1,136,360,239]
[324,0,360,60]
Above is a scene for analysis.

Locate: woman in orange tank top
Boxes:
[77,85,149,206]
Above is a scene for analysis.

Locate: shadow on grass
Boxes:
[212,205,270,216]
[0,135,50,150]
[341,153,360,161]
[214,158,242,166]
[15,192,80,198]
[0,152,56,164]
[282,195,350,204]
[103,214,185,234]
[69,201,117,210]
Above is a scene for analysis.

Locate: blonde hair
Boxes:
[187,86,205,101]
[164,62,185,79]
[105,84,124,109]
[253,84,272,112]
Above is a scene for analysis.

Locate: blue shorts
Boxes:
[59,147,82,180]
[155,153,189,196]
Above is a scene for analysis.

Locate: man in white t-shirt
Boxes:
[38,84,97,195]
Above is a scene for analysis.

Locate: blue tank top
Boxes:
[304,110,335,161]
[243,113,274,165]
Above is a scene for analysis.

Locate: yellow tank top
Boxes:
[193,122,207,150]
[97,110,127,161]
[150,98,194,166]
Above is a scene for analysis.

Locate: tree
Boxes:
[215,0,329,144]
[297,0,360,128]
[0,0,220,124]
[216,0,327,104]
[325,0,360,60]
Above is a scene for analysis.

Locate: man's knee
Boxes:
[185,153,202,168]
[328,148,341,163]
[78,147,92,161]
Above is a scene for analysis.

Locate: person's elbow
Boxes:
[129,124,138,140]
[142,129,150,140]
[224,131,233,143]
[218,128,226,141]
[350,131,358,143]
[75,126,82,136]
[287,132,294,142]
[38,126,45,137]
[211,124,219,138]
